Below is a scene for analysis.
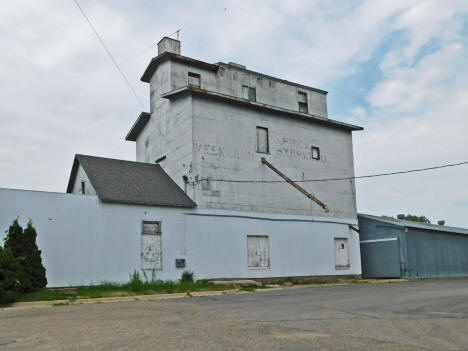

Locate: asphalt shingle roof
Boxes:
[66,154,196,208]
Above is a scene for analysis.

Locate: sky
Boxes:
[1,0,467,226]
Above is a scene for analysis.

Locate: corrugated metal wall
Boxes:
[406,228,468,278]
[358,216,407,278]
[359,215,468,279]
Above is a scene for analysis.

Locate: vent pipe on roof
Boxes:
[438,220,445,226]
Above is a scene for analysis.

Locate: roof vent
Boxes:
[397,214,405,220]
[438,220,445,226]
[158,37,181,55]
[228,62,246,70]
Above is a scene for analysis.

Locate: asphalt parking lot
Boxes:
[1,279,467,350]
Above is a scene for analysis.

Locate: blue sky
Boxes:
[1,1,467,226]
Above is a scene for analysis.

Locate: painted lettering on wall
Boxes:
[276,137,324,160]
[194,141,240,159]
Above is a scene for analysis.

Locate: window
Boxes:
[311,146,320,160]
[242,85,256,101]
[188,72,200,87]
[298,91,308,113]
[247,235,270,268]
[141,221,162,270]
[334,238,350,270]
[80,181,86,194]
[256,126,269,153]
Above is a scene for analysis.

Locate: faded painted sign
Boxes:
[141,221,162,270]
[248,235,270,268]
[276,136,324,160]
[194,141,240,159]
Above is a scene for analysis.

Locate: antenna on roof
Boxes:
[136,29,181,58]
[166,29,181,40]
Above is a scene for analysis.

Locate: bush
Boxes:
[0,246,22,304]
[4,219,47,293]
[129,271,144,292]
[180,271,194,283]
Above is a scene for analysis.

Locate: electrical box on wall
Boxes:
[175,258,186,268]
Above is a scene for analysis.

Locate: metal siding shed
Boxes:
[406,228,468,278]
[358,214,468,279]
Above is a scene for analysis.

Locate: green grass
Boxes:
[17,289,77,302]
[18,280,237,302]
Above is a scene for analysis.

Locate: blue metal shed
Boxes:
[358,214,468,279]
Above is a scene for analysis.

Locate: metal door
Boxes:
[360,238,400,278]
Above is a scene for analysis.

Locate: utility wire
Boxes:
[193,160,468,184]
[136,29,181,58]
[72,0,181,161]
[72,0,145,109]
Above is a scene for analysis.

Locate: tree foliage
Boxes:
[0,245,22,303]
[4,219,47,294]
[401,214,431,224]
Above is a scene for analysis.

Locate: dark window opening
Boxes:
[80,181,86,194]
[188,72,201,87]
[242,85,256,102]
[312,146,320,160]
[256,127,269,153]
[298,91,308,113]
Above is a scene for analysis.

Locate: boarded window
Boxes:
[298,91,308,113]
[256,126,269,153]
[141,221,162,270]
[334,238,350,269]
[312,146,320,160]
[247,235,270,268]
[188,72,201,87]
[242,85,256,101]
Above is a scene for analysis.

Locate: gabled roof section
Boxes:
[66,154,196,208]
[358,213,468,236]
[141,52,219,83]
[161,86,363,131]
[126,112,151,141]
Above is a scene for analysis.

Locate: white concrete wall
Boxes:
[0,188,360,287]
[137,60,194,190]
[169,60,328,118]
[190,96,357,218]
[136,59,356,218]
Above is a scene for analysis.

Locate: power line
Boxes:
[72,0,181,162]
[192,160,468,184]
[136,29,181,58]
[72,0,145,109]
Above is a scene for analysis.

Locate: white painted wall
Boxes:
[135,58,357,218]
[70,164,96,195]
[190,96,357,218]
[169,60,328,118]
[0,188,361,287]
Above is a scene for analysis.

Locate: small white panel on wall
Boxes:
[141,221,162,270]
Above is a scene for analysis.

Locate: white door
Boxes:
[141,221,162,270]
[247,235,270,268]
[334,238,350,269]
